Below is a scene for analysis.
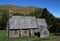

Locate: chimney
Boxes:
[9,10,13,18]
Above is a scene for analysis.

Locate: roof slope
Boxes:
[9,16,37,29]
[36,19,48,27]
[36,19,48,32]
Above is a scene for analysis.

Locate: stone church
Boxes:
[6,10,49,38]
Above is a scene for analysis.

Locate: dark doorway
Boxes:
[34,32,40,37]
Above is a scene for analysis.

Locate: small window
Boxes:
[24,30,27,34]
[15,30,18,34]
[44,31,46,35]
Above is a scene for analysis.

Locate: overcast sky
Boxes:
[0,0,60,18]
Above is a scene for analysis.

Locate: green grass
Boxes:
[0,30,39,41]
[0,30,60,41]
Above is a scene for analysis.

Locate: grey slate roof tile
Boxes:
[9,16,37,29]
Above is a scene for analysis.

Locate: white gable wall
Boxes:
[40,27,49,38]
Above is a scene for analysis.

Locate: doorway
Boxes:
[34,32,40,37]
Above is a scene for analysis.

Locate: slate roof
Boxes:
[36,19,48,32]
[36,19,48,27]
[9,16,37,29]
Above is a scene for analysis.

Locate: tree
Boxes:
[1,10,9,30]
[13,13,24,16]
[41,8,56,29]
[30,8,42,18]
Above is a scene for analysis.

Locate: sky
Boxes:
[0,0,60,18]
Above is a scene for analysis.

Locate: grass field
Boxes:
[0,30,60,41]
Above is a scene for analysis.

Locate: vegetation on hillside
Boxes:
[0,4,60,35]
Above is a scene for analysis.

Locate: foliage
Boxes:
[0,10,9,30]
[49,18,60,35]
[13,13,24,16]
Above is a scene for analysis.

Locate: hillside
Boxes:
[0,4,55,29]
[0,4,43,14]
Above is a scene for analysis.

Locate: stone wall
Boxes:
[8,29,37,38]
